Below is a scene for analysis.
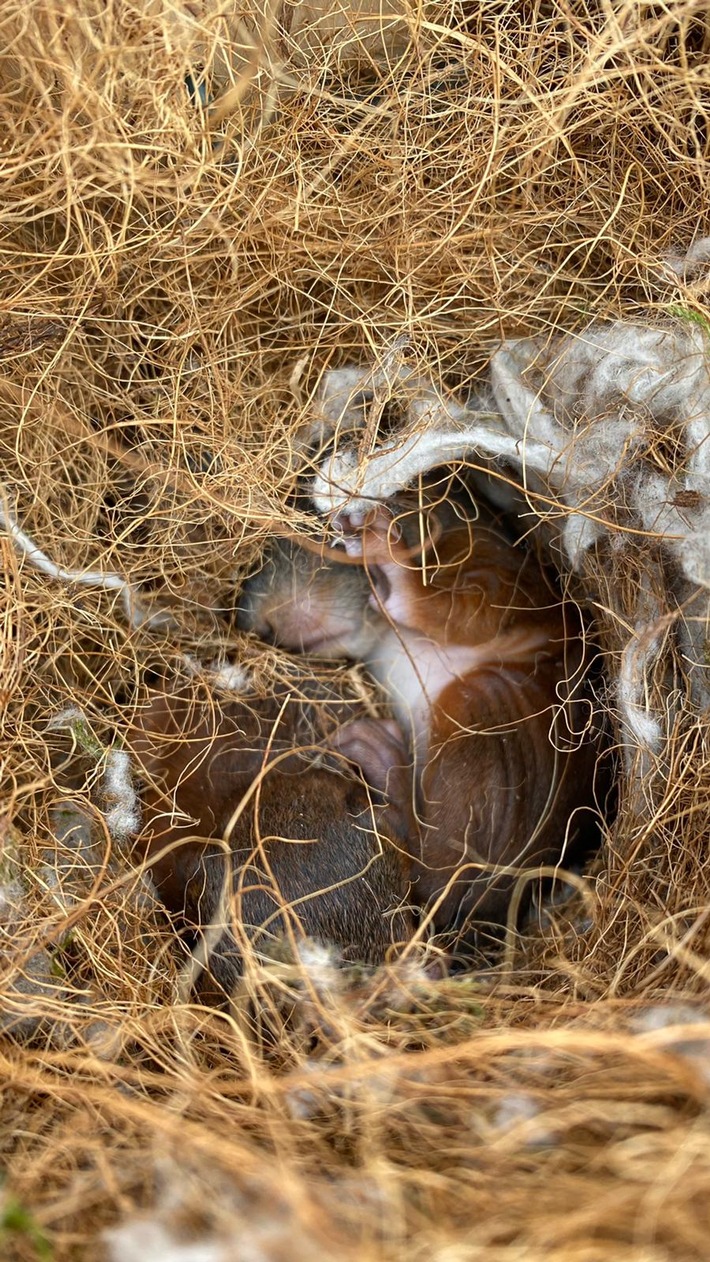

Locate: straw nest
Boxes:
[2,1,710,1258]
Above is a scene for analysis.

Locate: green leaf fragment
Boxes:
[0,1195,53,1260]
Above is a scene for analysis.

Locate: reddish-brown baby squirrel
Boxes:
[238,487,602,961]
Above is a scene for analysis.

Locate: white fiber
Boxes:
[617,648,664,755]
[182,656,253,694]
[662,236,710,279]
[313,320,710,585]
[634,1004,710,1085]
[210,663,253,693]
[0,498,173,631]
[310,318,710,732]
[490,1092,554,1147]
[312,420,555,517]
[106,1221,227,1262]
[295,938,342,995]
[103,748,141,843]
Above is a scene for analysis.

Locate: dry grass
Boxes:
[1,1,710,1258]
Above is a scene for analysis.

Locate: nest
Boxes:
[2,1,710,1258]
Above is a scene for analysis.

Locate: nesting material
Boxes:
[3,0,710,1258]
[312,319,710,757]
[312,318,710,588]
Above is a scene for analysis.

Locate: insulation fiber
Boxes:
[2,1,710,1258]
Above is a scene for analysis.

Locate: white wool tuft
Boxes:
[634,1005,710,1084]
[634,1003,708,1033]
[182,656,253,694]
[310,318,710,730]
[46,706,86,730]
[662,236,710,280]
[490,1092,553,1147]
[295,938,343,994]
[312,322,710,579]
[616,603,667,767]
[210,663,253,693]
[103,748,141,843]
[106,1170,329,1262]
[105,1220,228,1262]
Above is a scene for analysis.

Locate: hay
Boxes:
[2,0,710,1257]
